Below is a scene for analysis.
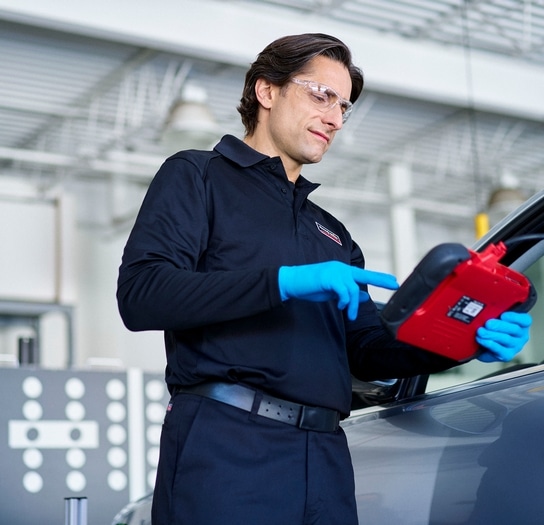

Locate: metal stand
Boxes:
[64,497,87,525]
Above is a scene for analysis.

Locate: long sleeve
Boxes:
[117,153,283,332]
[346,299,458,381]
[345,239,458,381]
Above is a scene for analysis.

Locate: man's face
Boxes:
[266,55,352,172]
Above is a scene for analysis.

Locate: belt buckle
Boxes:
[299,405,339,432]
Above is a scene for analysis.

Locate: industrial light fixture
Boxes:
[487,173,526,226]
[474,173,526,238]
[161,83,220,152]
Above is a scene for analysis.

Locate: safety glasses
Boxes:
[291,78,353,123]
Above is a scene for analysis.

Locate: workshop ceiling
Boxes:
[0,0,543,229]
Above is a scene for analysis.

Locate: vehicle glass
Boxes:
[426,257,544,392]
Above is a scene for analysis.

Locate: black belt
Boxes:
[174,382,341,433]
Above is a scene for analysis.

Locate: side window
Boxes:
[426,257,544,392]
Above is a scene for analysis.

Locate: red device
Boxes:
[380,242,537,362]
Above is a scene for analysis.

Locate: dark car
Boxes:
[112,190,544,525]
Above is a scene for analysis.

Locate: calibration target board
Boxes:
[0,367,169,525]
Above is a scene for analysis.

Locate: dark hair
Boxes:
[237,33,364,136]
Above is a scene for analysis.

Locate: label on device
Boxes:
[447,296,485,324]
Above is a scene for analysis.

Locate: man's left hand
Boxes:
[476,311,532,362]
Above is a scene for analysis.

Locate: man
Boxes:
[117,33,531,525]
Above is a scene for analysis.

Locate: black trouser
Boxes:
[151,391,358,525]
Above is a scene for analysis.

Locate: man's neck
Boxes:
[243,134,301,183]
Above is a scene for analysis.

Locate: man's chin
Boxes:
[302,151,326,165]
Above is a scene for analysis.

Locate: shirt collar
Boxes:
[214,134,320,193]
[214,134,268,168]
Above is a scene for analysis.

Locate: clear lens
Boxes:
[292,79,353,123]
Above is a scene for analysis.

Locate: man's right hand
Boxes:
[278,261,399,320]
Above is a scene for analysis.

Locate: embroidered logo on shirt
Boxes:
[315,222,342,246]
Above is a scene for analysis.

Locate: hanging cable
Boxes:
[461,0,489,238]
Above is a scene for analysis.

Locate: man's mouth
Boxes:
[310,130,330,143]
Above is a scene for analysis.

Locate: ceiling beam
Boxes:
[0,146,161,179]
[0,0,543,122]
[0,145,476,218]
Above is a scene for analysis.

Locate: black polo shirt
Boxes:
[117,135,454,416]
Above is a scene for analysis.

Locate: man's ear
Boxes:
[254,78,275,109]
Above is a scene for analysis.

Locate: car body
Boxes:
[112,189,544,525]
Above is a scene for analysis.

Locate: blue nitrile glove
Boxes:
[278,261,399,321]
[476,311,532,362]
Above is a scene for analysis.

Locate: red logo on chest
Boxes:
[315,222,342,246]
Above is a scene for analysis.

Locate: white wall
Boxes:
[0,179,76,367]
[74,229,164,372]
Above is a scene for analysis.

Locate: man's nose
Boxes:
[324,104,344,129]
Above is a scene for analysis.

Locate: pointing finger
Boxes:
[351,267,399,290]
